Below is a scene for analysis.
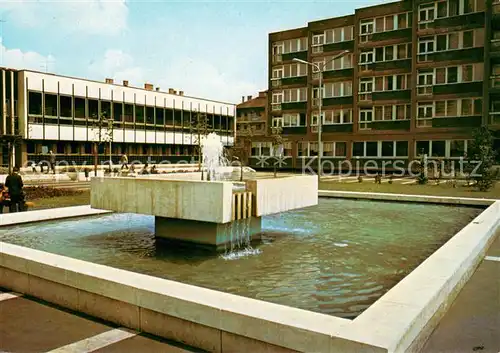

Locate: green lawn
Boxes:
[319,180,500,199]
[29,191,90,211]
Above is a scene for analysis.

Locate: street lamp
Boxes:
[293,49,350,178]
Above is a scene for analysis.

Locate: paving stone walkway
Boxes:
[0,292,204,353]
[421,233,500,353]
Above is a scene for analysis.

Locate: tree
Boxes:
[232,124,255,181]
[468,127,497,192]
[270,126,284,178]
[416,149,429,185]
[0,132,23,174]
[189,112,210,180]
[89,113,113,177]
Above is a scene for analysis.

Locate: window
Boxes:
[462,65,473,81]
[463,30,474,48]
[272,117,283,128]
[461,99,473,115]
[419,37,435,53]
[432,141,446,157]
[416,141,431,155]
[418,71,433,95]
[450,140,466,157]
[419,3,435,23]
[360,19,374,35]
[417,104,434,119]
[312,34,324,46]
[447,66,458,83]
[28,91,42,115]
[353,142,364,157]
[283,63,307,77]
[366,142,378,157]
[283,113,302,127]
[359,109,373,124]
[396,141,409,157]
[335,142,347,157]
[323,109,352,124]
[360,50,374,64]
[272,67,283,79]
[359,78,373,101]
[382,141,394,157]
[272,92,283,104]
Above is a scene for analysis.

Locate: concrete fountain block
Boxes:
[245,175,318,217]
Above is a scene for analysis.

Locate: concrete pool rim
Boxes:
[1,193,499,352]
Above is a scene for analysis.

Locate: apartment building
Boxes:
[254,0,500,171]
[0,67,236,168]
[236,92,268,138]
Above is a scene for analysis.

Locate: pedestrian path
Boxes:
[421,233,500,353]
[0,291,204,353]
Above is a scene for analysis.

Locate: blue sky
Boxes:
[0,0,384,103]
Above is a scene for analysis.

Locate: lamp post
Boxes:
[293,49,350,178]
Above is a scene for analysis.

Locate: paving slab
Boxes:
[94,334,204,353]
[421,259,500,353]
[0,296,111,353]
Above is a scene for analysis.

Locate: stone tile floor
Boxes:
[0,292,204,353]
[421,233,500,353]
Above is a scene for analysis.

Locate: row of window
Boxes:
[27,142,198,156]
[418,0,483,27]
[360,12,412,41]
[271,0,483,60]
[28,92,233,127]
[312,54,354,72]
[417,63,483,94]
[271,63,308,79]
[360,43,412,64]
[312,26,354,47]
[418,29,482,55]
[417,98,483,119]
[250,139,471,159]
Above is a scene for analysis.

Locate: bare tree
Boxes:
[89,113,113,176]
[189,112,210,180]
[232,124,255,181]
[270,126,284,178]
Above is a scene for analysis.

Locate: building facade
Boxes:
[0,67,236,168]
[252,0,500,171]
[236,92,268,137]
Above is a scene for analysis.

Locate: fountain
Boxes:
[90,133,319,251]
[201,132,228,181]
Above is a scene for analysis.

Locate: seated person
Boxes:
[0,183,10,214]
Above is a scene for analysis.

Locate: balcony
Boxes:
[322,96,353,107]
[490,40,500,61]
[322,68,354,80]
[280,76,308,87]
[271,79,281,88]
[431,12,485,30]
[493,1,500,26]
[433,82,483,96]
[271,104,282,112]
[490,76,500,94]
[323,40,354,54]
[282,51,307,62]
[372,90,411,101]
[419,47,484,63]
[371,28,412,43]
[489,112,500,126]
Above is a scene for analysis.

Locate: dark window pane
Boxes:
[432,140,446,157]
[28,91,42,115]
[396,141,408,157]
[416,141,430,155]
[135,105,145,123]
[353,142,364,157]
[366,141,378,157]
[382,141,394,157]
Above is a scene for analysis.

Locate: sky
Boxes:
[0,0,386,104]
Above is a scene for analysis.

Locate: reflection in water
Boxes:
[0,199,481,319]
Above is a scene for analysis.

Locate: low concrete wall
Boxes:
[246,176,318,217]
[90,177,234,224]
[0,242,377,353]
[319,190,497,206]
[0,205,112,227]
[2,196,498,353]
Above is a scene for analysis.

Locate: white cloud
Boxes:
[89,50,259,103]
[1,0,128,36]
[0,40,55,71]
[88,49,145,84]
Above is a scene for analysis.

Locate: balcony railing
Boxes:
[271,79,281,88]
[493,1,500,14]
[271,104,282,111]
[489,112,500,125]
[491,76,500,89]
[491,39,500,52]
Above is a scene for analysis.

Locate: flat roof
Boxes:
[3,66,236,106]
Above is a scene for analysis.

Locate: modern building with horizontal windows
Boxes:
[251,0,500,172]
[0,67,236,168]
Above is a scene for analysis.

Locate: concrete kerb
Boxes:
[1,192,499,352]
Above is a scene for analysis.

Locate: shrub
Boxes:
[0,167,9,174]
[24,186,85,200]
